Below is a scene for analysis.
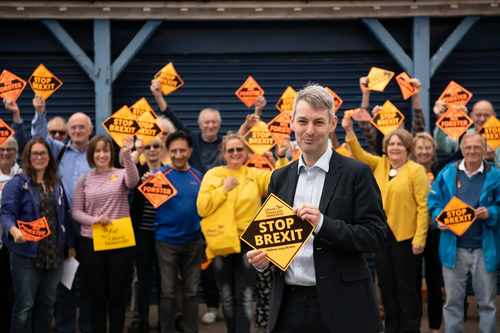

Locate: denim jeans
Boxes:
[10,252,63,333]
[213,241,257,333]
[442,248,498,333]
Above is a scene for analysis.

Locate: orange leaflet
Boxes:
[435,197,476,236]
[325,87,343,113]
[276,87,297,113]
[267,111,292,146]
[436,108,473,142]
[154,62,184,95]
[17,217,51,242]
[28,64,63,100]
[235,76,265,108]
[438,81,472,108]
[245,154,275,171]
[366,67,394,92]
[0,118,14,147]
[0,70,27,102]
[478,115,500,149]
[138,171,178,208]
[395,72,416,100]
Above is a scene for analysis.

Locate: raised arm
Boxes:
[410,78,426,136]
[120,137,140,189]
[3,98,28,154]
[30,95,64,156]
[358,76,377,154]
[151,79,189,134]
[342,116,382,171]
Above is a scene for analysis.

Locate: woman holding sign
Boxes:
[1,137,75,333]
[343,117,429,333]
[72,134,139,333]
[197,133,289,333]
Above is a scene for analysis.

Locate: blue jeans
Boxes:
[213,242,256,333]
[10,252,63,333]
[442,248,498,333]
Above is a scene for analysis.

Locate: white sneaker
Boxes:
[201,307,218,325]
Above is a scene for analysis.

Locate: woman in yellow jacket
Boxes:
[342,117,429,333]
[197,132,288,333]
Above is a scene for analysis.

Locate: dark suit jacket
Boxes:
[268,149,387,333]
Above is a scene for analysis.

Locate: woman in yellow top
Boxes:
[342,116,429,333]
[197,133,288,333]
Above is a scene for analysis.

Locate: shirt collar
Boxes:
[65,140,88,153]
[297,148,332,174]
[459,159,484,178]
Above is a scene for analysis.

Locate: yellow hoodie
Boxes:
[346,135,429,247]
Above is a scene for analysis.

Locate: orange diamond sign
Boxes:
[276,86,297,113]
[325,87,343,113]
[28,64,63,100]
[438,81,472,108]
[244,121,276,155]
[370,101,405,136]
[436,108,473,142]
[0,118,14,147]
[130,97,154,119]
[267,112,292,146]
[436,196,476,236]
[102,106,140,147]
[154,62,184,95]
[138,170,178,208]
[136,110,162,146]
[244,154,274,171]
[0,70,27,102]
[366,67,394,92]
[479,116,500,149]
[395,72,417,100]
[235,76,265,107]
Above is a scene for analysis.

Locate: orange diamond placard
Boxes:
[154,62,184,95]
[268,111,292,146]
[138,170,178,208]
[479,116,500,149]
[17,217,51,242]
[28,64,63,100]
[366,67,394,92]
[370,101,405,136]
[244,121,276,155]
[130,97,155,119]
[102,106,140,147]
[435,196,476,236]
[0,118,15,147]
[244,154,274,171]
[438,81,472,108]
[235,76,264,108]
[0,70,27,102]
[276,86,297,113]
[136,110,162,146]
[436,108,473,142]
[325,87,343,113]
[396,72,416,100]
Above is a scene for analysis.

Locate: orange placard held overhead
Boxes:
[102,106,140,147]
[245,154,275,171]
[154,62,184,95]
[235,76,265,108]
[244,121,276,155]
[130,97,155,119]
[351,108,372,121]
[479,116,500,149]
[17,217,51,242]
[28,64,63,100]
[435,196,476,236]
[136,110,162,146]
[276,87,297,113]
[395,72,416,100]
[0,118,15,147]
[325,87,343,113]
[138,171,178,208]
[438,81,472,108]
[267,111,292,146]
[371,101,405,136]
[366,67,394,92]
[436,108,473,142]
[0,70,27,102]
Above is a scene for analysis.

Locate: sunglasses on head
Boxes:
[226,147,244,154]
[49,130,67,136]
[144,144,161,150]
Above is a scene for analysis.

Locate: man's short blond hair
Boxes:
[292,83,335,121]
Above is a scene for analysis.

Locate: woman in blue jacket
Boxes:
[0,137,75,333]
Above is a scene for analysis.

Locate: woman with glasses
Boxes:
[197,133,289,333]
[130,117,176,166]
[1,137,75,333]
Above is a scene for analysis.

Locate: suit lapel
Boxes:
[319,150,342,214]
[283,162,299,207]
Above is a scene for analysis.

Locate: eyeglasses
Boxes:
[29,151,49,158]
[226,147,244,154]
[0,147,14,153]
[144,144,161,150]
[49,130,67,136]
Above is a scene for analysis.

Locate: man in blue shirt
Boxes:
[30,95,92,333]
[428,131,500,333]
[143,130,204,333]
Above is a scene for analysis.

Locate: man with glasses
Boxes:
[48,116,68,143]
[30,94,93,333]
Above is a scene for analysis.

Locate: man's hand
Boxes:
[276,136,291,158]
[485,145,496,162]
[456,105,468,114]
[433,100,447,118]
[33,95,46,114]
[475,207,490,220]
[3,98,21,123]
[411,78,421,94]
[244,114,260,130]
[150,79,162,97]
[412,244,424,255]
[247,249,269,269]
[294,204,322,227]
[371,105,382,116]
[67,246,77,261]
[254,96,267,115]
[359,76,369,92]
[141,171,154,183]
[437,221,450,231]
[222,176,239,192]
[10,227,26,244]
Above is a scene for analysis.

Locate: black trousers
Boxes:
[271,285,329,333]
[200,262,219,309]
[375,229,422,333]
[79,237,133,333]
[417,228,443,330]
[0,246,12,332]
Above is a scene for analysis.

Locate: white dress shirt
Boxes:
[284,148,331,286]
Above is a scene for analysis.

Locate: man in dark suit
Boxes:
[247,84,387,333]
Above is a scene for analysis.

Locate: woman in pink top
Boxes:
[72,134,139,333]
